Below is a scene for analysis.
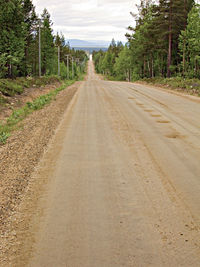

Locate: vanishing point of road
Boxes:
[29,61,200,266]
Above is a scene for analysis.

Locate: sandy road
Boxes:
[28,61,200,266]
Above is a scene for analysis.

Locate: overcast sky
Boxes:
[32,0,139,42]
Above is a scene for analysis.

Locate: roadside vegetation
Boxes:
[0,0,88,103]
[0,76,61,102]
[141,77,200,95]
[0,0,88,79]
[93,0,200,95]
[0,80,76,144]
[0,0,88,144]
[0,63,87,145]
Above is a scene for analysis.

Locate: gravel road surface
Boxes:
[4,61,200,266]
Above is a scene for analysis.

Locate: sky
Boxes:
[32,0,139,43]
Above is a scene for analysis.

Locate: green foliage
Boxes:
[179,4,200,77]
[0,95,8,105]
[26,94,52,110]
[0,0,26,78]
[0,54,9,78]
[60,62,68,79]
[94,0,200,84]
[0,79,75,144]
[7,106,30,126]
[41,9,55,75]
[0,1,88,79]
[0,76,61,99]
[0,80,24,96]
[93,39,124,77]
[142,77,200,95]
[0,132,10,144]
[114,46,132,81]
[102,52,115,75]
[33,76,61,86]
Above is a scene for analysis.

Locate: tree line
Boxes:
[93,0,200,81]
[0,0,87,79]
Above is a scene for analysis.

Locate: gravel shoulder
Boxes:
[0,81,81,265]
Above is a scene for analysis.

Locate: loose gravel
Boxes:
[0,81,80,265]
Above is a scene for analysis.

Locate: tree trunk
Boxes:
[195,58,197,77]
[24,47,28,76]
[167,29,172,78]
[182,0,187,76]
[151,56,154,78]
[128,69,131,82]
[8,63,12,79]
[144,57,146,77]
[182,40,186,75]
[147,60,151,77]
[167,1,172,78]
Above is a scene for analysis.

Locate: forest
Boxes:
[0,0,87,79]
[93,0,200,88]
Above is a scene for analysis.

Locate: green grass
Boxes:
[0,76,61,98]
[0,80,75,144]
[0,80,24,96]
[141,77,200,96]
[0,132,10,144]
[0,95,8,105]
[77,71,87,81]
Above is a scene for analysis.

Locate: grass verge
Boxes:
[140,77,200,96]
[0,80,75,144]
[0,76,61,97]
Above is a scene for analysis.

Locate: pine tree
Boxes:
[179,4,200,77]
[0,0,25,78]
[41,8,55,75]
[114,45,132,81]
[154,0,194,77]
[126,0,194,78]
[21,0,37,76]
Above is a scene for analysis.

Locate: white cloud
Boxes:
[32,0,139,42]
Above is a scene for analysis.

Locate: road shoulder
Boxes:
[0,81,81,266]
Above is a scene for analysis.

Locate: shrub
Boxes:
[0,95,8,104]
[141,77,200,94]
[0,132,10,144]
[60,62,68,79]
[0,79,23,96]
[0,76,61,99]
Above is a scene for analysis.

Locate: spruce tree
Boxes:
[41,8,55,75]
[154,0,194,77]
[0,0,25,78]
[21,0,37,76]
[179,4,200,77]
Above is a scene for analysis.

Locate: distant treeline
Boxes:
[74,47,108,54]
[0,0,87,79]
[93,0,200,81]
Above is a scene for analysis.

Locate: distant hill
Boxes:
[73,47,108,54]
[67,39,110,48]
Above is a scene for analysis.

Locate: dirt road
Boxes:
[27,61,200,266]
